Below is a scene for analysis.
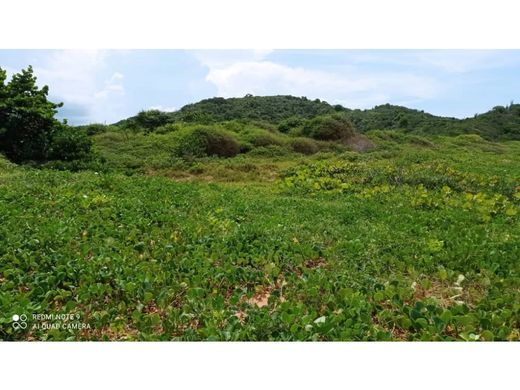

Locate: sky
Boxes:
[1,49,520,125]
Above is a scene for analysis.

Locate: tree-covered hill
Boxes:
[114,95,520,140]
[342,104,457,134]
[115,95,342,129]
[346,103,520,139]
[457,104,520,139]
[176,95,342,123]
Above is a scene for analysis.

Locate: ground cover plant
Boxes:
[1,132,519,340]
[0,84,519,340]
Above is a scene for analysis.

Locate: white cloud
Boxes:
[204,60,441,109]
[345,50,520,74]
[149,105,177,112]
[94,72,125,99]
[31,50,125,123]
[193,49,273,68]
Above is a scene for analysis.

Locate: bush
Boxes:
[278,116,305,133]
[301,114,356,141]
[173,127,240,158]
[155,123,181,134]
[78,123,111,136]
[289,137,319,155]
[41,157,106,172]
[130,110,173,132]
[245,130,286,147]
[48,127,93,161]
[246,145,289,157]
[221,120,245,133]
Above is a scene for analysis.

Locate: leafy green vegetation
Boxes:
[172,127,241,158]
[1,89,520,341]
[1,131,519,341]
[345,103,520,140]
[299,114,356,141]
[117,96,520,140]
[0,66,93,164]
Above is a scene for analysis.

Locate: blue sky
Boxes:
[1,49,520,125]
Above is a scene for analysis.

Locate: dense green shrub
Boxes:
[246,144,289,157]
[244,129,286,147]
[76,123,111,136]
[173,127,241,158]
[48,127,93,161]
[221,120,246,133]
[155,123,181,134]
[41,156,106,172]
[124,110,174,132]
[300,114,356,141]
[278,116,305,133]
[289,137,319,155]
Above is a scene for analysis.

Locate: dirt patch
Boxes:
[412,277,486,309]
[347,134,376,152]
[304,257,327,269]
[248,287,271,308]
[234,310,247,324]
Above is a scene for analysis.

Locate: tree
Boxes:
[48,127,92,161]
[0,65,64,162]
[0,68,9,148]
[130,110,172,132]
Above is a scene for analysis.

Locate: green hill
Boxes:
[176,95,343,123]
[114,96,520,140]
[115,95,341,129]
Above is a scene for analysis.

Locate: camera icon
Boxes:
[12,314,28,330]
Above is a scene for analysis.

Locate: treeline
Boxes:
[114,96,520,140]
[0,66,94,168]
[114,95,342,130]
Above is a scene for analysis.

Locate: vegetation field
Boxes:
[1,130,519,341]
[1,71,519,340]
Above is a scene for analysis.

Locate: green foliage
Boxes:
[0,66,63,162]
[246,145,290,157]
[278,116,305,133]
[75,123,121,136]
[113,95,520,141]
[300,114,356,141]
[92,131,180,172]
[458,103,520,140]
[343,103,520,140]
[242,129,286,147]
[48,127,93,162]
[344,104,441,132]
[1,137,519,340]
[121,110,174,132]
[174,95,340,124]
[0,66,93,164]
[173,127,241,158]
[154,123,181,134]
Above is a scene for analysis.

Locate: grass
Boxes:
[0,131,519,340]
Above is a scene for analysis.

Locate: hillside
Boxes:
[114,95,342,129]
[114,96,520,140]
